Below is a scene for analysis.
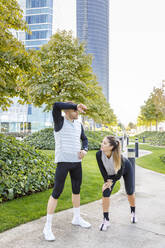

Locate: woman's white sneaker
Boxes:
[131,212,138,223]
[72,216,91,228]
[43,226,56,241]
[100,218,110,231]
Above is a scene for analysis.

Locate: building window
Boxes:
[25,40,48,46]
[26,0,53,9]
[28,24,52,30]
[26,0,47,8]
[27,122,32,132]
[20,122,31,133]
[26,47,41,50]
[26,14,52,24]
[1,122,9,132]
[28,104,32,115]
[26,30,51,40]
[26,8,53,15]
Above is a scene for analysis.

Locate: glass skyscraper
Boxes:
[77,0,109,100]
[25,0,53,50]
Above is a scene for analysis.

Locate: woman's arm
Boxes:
[96,151,108,182]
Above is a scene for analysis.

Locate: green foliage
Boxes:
[0,0,40,110]
[0,0,28,31]
[23,128,114,150]
[0,134,56,202]
[127,122,136,130]
[23,30,116,124]
[85,130,114,149]
[138,86,165,129]
[24,128,55,150]
[132,131,165,146]
[0,132,29,138]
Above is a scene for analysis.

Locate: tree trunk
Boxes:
[93,121,96,131]
[156,119,158,131]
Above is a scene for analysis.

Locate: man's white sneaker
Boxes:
[43,226,56,241]
[131,212,138,223]
[72,216,91,228]
[99,218,110,231]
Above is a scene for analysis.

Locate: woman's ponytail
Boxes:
[106,136,121,173]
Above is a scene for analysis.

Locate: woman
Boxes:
[96,136,137,231]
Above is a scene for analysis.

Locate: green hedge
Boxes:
[23,128,55,150]
[24,128,114,150]
[0,132,29,138]
[0,134,56,203]
[132,131,165,146]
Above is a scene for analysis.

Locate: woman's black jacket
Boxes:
[96,150,127,182]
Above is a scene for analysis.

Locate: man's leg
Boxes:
[72,193,80,208]
[70,162,91,228]
[47,196,58,214]
[43,163,68,241]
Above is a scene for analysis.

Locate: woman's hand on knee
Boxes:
[102,183,107,192]
[102,180,113,192]
[106,179,113,188]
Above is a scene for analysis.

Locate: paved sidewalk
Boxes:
[0,150,165,248]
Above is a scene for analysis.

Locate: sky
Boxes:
[109,0,165,125]
[52,0,165,126]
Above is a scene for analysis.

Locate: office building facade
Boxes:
[77,0,109,101]
[25,0,53,50]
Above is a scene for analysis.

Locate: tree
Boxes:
[118,122,125,131]
[0,0,37,110]
[138,86,165,130]
[127,122,136,130]
[23,30,116,124]
[150,86,165,130]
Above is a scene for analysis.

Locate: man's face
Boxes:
[67,109,79,120]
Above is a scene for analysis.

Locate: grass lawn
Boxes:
[129,144,165,174]
[0,150,120,233]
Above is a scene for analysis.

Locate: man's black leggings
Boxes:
[52,162,82,199]
[103,159,134,197]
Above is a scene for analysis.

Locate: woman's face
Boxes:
[101,137,114,153]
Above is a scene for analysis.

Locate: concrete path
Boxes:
[0,150,165,248]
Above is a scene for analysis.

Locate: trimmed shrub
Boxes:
[132,131,165,146]
[23,128,114,150]
[24,128,55,150]
[0,132,29,138]
[0,134,56,202]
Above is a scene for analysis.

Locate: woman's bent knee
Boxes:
[103,188,111,197]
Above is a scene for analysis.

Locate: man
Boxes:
[43,102,91,241]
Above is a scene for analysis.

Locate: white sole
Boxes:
[72,221,91,229]
[43,230,56,241]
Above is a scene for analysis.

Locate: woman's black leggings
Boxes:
[52,162,82,199]
[103,160,135,197]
